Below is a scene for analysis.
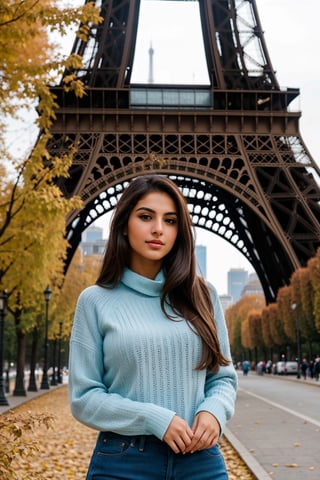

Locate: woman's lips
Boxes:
[146,240,164,248]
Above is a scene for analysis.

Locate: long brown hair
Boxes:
[96,175,229,372]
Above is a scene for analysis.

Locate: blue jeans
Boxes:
[86,432,228,479]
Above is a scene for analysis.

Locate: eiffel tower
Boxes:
[48,0,320,303]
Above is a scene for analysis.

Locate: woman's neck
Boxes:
[128,260,162,279]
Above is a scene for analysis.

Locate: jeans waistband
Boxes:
[99,431,162,452]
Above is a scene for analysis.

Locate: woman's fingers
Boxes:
[163,412,220,454]
[185,411,220,453]
[163,415,194,453]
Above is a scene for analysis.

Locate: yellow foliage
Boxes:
[53,249,102,337]
[308,248,320,334]
[226,294,265,351]
[276,285,296,342]
[0,0,101,116]
[0,1,101,318]
[261,302,287,347]
[0,410,53,480]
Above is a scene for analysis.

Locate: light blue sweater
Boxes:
[69,268,237,440]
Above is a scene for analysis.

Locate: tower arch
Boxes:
[48,0,320,303]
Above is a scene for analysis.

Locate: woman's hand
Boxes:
[163,415,194,453]
[184,411,220,453]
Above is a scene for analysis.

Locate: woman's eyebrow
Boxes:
[136,206,153,212]
[136,206,177,215]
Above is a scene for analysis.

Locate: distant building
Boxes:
[241,272,263,297]
[80,226,106,256]
[195,245,206,278]
[148,42,154,84]
[219,294,233,313]
[227,268,248,303]
[83,226,103,242]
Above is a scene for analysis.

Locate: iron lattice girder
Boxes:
[46,0,320,302]
[71,0,141,88]
[199,0,278,89]
[50,93,320,302]
[60,157,306,304]
[71,0,278,90]
[52,124,319,245]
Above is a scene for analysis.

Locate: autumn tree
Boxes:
[249,311,263,348]
[261,302,291,360]
[53,249,102,339]
[241,308,264,364]
[308,248,320,335]
[276,285,294,342]
[0,1,101,121]
[226,294,265,360]
[225,303,243,359]
[291,267,320,356]
[0,0,101,293]
[0,0,101,394]
[261,304,274,351]
[241,317,250,351]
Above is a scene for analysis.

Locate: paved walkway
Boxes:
[0,379,67,414]
[225,374,320,480]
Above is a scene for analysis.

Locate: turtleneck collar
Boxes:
[121,268,164,297]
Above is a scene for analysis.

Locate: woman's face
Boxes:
[126,191,179,278]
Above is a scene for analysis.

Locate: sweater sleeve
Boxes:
[68,288,176,440]
[195,284,238,434]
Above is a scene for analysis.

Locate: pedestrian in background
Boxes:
[315,356,320,381]
[69,175,238,480]
[242,360,250,375]
[301,358,309,380]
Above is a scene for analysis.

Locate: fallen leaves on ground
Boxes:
[3,386,256,479]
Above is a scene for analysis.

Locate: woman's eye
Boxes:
[165,218,177,225]
[139,214,152,221]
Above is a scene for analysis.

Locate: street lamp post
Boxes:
[51,337,57,386]
[0,290,9,406]
[40,286,52,390]
[57,321,63,384]
[291,303,301,379]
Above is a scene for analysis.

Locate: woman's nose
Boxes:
[151,218,163,235]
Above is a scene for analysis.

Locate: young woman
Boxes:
[69,175,238,479]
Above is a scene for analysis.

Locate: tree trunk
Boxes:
[13,309,27,396]
[28,327,39,391]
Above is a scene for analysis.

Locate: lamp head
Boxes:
[0,290,8,312]
[44,285,52,302]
